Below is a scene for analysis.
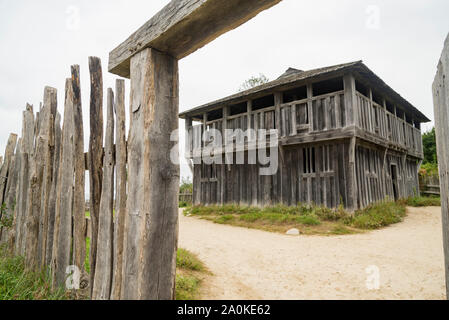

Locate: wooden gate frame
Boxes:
[108,0,282,300]
[433,33,449,300]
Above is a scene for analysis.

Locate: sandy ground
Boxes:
[178,206,447,300]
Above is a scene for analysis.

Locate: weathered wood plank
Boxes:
[1,145,19,244]
[111,79,127,300]
[121,48,179,300]
[38,86,57,270]
[109,0,282,78]
[71,65,87,276]
[88,56,104,294]
[4,143,21,248]
[93,88,115,300]
[0,133,18,207]
[52,79,75,288]
[432,33,449,299]
[45,112,61,267]
[24,136,45,271]
[15,104,34,256]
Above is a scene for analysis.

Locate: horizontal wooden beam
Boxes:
[108,0,281,78]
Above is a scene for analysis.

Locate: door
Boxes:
[391,164,399,201]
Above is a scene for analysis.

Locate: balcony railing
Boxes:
[185,91,423,158]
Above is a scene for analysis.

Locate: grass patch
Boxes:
[177,248,205,272]
[0,245,69,300]
[348,201,406,230]
[400,196,441,207]
[184,201,414,235]
[176,275,201,300]
[175,249,208,300]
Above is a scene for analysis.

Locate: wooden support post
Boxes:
[121,48,179,300]
[184,117,193,160]
[71,65,87,276]
[432,33,449,299]
[111,79,127,300]
[291,102,297,136]
[88,57,104,294]
[52,79,75,288]
[306,84,313,131]
[368,88,374,132]
[93,88,115,300]
[344,74,357,128]
[274,92,281,133]
[347,136,358,211]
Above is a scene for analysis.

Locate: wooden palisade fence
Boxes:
[0,0,282,300]
[0,58,129,299]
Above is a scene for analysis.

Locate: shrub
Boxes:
[350,201,406,230]
[314,204,350,222]
[400,196,441,207]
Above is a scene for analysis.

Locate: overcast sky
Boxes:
[0,0,448,181]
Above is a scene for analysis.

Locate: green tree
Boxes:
[422,127,437,165]
[238,74,269,92]
[180,177,193,194]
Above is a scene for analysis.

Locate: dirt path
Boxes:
[178,207,446,300]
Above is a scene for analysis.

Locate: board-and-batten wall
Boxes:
[193,140,350,208]
[354,144,420,209]
[193,140,420,209]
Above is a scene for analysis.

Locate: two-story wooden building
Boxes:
[179,61,430,210]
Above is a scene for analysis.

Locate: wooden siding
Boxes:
[193,141,350,208]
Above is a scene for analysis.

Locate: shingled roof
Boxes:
[179,61,430,123]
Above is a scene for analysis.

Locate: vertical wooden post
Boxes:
[0,133,18,207]
[347,137,358,211]
[88,56,104,294]
[1,139,22,245]
[307,84,314,131]
[3,142,21,245]
[111,79,127,300]
[0,134,18,243]
[344,74,357,128]
[25,136,45,271]
[52,79,75,288]
[45,112,61,266]
[93,88,115,300]
[15,104,34,256]
[122,48,179,300]
[37,86,57,270]
[432,33,449,299]
[71,65,87,275]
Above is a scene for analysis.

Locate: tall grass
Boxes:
[0,246,69,300]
